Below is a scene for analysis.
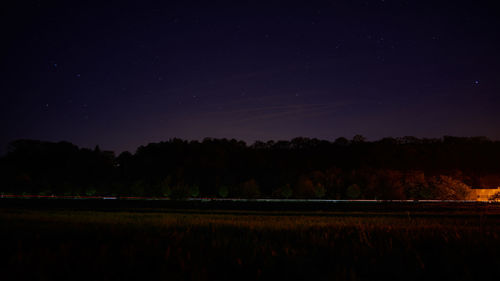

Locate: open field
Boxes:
[1,200,500,281]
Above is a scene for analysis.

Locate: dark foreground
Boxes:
[1,199,499,281]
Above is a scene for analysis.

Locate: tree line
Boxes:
[1,136,499,200]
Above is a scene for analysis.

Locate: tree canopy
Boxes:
[1,136,499,200]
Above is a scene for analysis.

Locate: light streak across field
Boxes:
[0,194,485,203]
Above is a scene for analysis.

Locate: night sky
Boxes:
[2,0,499,154]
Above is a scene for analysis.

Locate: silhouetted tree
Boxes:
[1,136,499,199]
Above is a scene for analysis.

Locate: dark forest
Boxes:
[1,136,499,200]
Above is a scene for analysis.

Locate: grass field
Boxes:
[1,201,499,281]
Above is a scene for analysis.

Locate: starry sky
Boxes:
[2,0,499,153]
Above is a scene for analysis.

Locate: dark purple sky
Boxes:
[2,0,499,153]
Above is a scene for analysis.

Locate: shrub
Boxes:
[158,179,172,197]
[189,185,200,198]
[314,183,326,199]
[85,187,97,196]
[346,184,361,199]
[429,175,472,200]
[281,184,293,199]
[218,185,229,198]
[295,177,315,198]
[239,179,260,198]
[489,192,500,202]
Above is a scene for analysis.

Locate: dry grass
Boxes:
[1,208,499,281]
